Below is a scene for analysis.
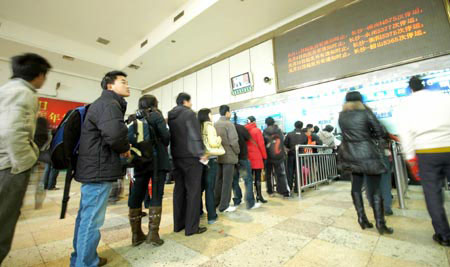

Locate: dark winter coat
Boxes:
[128,109,170,177]
[76,90,130,183]
[168,105,204,159]
[338,101,387,175]
[235,124,250,160]
[263,124,286,164]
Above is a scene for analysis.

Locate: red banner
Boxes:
[38,97,86,129]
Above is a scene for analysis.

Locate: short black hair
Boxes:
[265,117,275,126]
[306,124,313,129]
[294,121,303,129]
[138,94,158,110]
[11,53,52,82]
[198,108,211,126]
[345,91,363,102]
[324,125,334,132]
[409,76,424,92]
[176,92,191,106]
[219,105,230,116]
[248,116,256,123]
[101,70,127,90]
[313,126,320,134]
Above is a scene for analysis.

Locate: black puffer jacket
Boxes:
[75,90,130,182]
[168,105,204,159]
[263,125,286,164]
[338,101,387,175]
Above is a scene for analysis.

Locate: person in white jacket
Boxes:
[396,76,450,247]
[0,53,51,264]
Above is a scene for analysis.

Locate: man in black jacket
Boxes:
[284,121,304,193]
[71,71,131,267]
[263,117,290,198]
[168,93,207,236]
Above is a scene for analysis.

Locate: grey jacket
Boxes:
[214,116,240,164]
[0,79,39,174]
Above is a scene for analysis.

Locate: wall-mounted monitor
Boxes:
[231,72,253,96]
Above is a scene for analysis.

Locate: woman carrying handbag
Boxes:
[198,108,225,225]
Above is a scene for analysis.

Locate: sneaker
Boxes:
[208,218,217,225]
[221,206,237,213]
[250,203,262,210]
[233,202,242,207]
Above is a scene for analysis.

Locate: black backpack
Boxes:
[266,133,284,161]
[126,110,157,170]
[49,105,89,219]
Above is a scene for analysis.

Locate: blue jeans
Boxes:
[232,159,256,209]
[201,159,218,221]
[70,182,112,267]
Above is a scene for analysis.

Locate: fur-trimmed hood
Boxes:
[342,101,366,111]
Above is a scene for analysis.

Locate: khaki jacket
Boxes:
[0,79,39,174]
[202,121,222,155]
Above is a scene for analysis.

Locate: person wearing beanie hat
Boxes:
[339,91,393,235]
[396,76,450,247]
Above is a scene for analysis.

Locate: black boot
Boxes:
[147,207,164,246]
[372,194,393,235]
[129,208,147,246]
[255,179,267,203]
[351,192,373,230]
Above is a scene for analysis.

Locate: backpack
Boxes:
[49,105,89,219]
[266,133,284,161]
[127,111,157,170]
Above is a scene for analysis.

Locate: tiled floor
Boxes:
[3,170,450,267]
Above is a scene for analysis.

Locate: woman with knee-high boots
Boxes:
[338,91,393,235]
[245,116,268,203]
[127,95,170,246]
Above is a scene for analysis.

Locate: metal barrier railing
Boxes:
[295,145,339,199]
[391,141,409,209]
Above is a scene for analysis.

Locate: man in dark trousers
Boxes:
[397,76,450,247]
[168,93,207,236]
[71,71,131,267]
[284,121,304,193]
[263,117,290,198]
[0,53,51,265]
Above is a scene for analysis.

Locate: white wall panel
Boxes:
[229,50,252,104]
[250,40,277,98]
[160,83,172,117]
[171,78,184,106]
[196,66,212,110]
[183,73,197,111]
[211,59,230,107]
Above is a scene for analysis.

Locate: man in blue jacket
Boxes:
[70,71,131,267]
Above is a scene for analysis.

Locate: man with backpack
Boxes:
[284,121,304,193]
[214,105,240,213]
[70,71,131,267]
[263,117,290,198]
[0,53,52,265]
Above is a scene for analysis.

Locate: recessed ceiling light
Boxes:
[128,64,140,70]
[62,55,75,61]
[141,39,148,48]
[96,37,110,45]
[171,40,176,43]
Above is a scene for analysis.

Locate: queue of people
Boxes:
[0,53,449,267]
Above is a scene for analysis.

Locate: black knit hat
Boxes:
[409,76,424,92]
[248,116,256,123]
[345,91,363,102]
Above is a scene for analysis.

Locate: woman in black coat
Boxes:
[338,91,393,235]
[127,95,170,247]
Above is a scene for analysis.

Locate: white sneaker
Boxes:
[251,203,262,210]
[222,206,237,213]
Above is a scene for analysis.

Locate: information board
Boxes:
[274,0,450,92]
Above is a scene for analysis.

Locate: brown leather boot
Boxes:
[129,208,147,246]
[146,206,164,246]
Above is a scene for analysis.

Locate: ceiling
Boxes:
[0,0,336,90]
